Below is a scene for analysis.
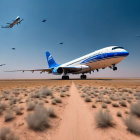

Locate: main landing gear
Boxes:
[113,64,117,71]
[80,74,87,80]
[62,75,69,80]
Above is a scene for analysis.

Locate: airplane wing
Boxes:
[60,65,90,73]
[1,25,10,28]
[5,68,53,73]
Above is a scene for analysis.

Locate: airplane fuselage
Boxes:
[59,46,129,74]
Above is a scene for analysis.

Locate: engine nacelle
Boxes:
[52,67,63,75]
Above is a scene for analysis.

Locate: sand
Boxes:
[0,79,140,140]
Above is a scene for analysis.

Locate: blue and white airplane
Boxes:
[1,16,23,28]
[7,46,129,79]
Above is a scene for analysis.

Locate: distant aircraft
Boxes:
[1,16,23,28]
[12,48,16,50]
[42,19,47,23]
[0,64,6,66]
[59,42,63,45]
[6,46,129,80]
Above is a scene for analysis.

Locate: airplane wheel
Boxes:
[80,75,87,80]
[113,67,117,71]
[62,76,69,80]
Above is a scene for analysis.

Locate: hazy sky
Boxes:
[0,0,140,79]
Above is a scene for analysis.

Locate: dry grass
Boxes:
[26,105,49,131]
[124,115,140,135]
[26,102,35,111]
[130,102,140,117]
[85,97,91,102]
[48,108,57,118]
[0,127,10,140]
[4,110,15,122]
[117,111,122,117]
[95,109,114,128]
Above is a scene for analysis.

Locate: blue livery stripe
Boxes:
[81,52,129,64]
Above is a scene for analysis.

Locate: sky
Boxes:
[0,0,140,79]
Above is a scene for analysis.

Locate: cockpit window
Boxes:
[112,47,124,50]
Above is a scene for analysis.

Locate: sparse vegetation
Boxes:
[124,115,140,135]
[0,127,19,140]
[85,97,91,102]
[48,108,57,118]
[119,101,127,107]
[26,105,49,131]
[95,109,114,128]
[117,111,122,117]
[102,104,107,108]
[92,104,96,108]
[4,110,15,122]
[112,103,119,107]
[130,102,140,117]
[27,102,35,111]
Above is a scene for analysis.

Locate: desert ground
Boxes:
[0,79,140,140]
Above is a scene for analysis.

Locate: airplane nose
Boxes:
[123,50,129,56]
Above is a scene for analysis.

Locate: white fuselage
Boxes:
[60,46,129,74]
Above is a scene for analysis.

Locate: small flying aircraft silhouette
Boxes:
[1,16,23,28]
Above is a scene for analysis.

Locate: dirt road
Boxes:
[51,82,94,140]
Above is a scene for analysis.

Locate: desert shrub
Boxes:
[95,99,102,102]
[102,104,107,108]
[112,103,119,107]
[117,111,122,117]
[13,90,20,97]
[92,104,96,108]
[85,97,91,102]
[0,127,10,140]
[110,96,118,101]
[26,105,49,131]
[4,110,15,122]
[104,99,111,104]
[6,132,20,140]
[0,103,7,110]
[40,87,53,97]
[124,115,140,135]
[130,102,140,117]
[9,98,16,106]
[55,98,62,103]
[51,99,56,105]
[119,101,127,107]
[26,102,35,111]
[48,108,57,118]
[81,94,85,98]
[15,107,23,115]
[95,109,114,128]
[60,93,65,97]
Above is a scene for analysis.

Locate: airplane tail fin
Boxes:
[46,51,59,68]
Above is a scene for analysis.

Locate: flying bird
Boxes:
[42,19,47,23]
[59,42,63,45]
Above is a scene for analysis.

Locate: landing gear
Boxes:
[112,64,117,71]
[80,75,87,80]
[113,66,117,71]
[62,75,69,80]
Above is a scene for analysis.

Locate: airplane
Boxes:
[59,42,63,45]
[1,16,23,28]
[5,46,129,80]
[0,64,6,66]
[12,48,16,50]
[42,19,47,23]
